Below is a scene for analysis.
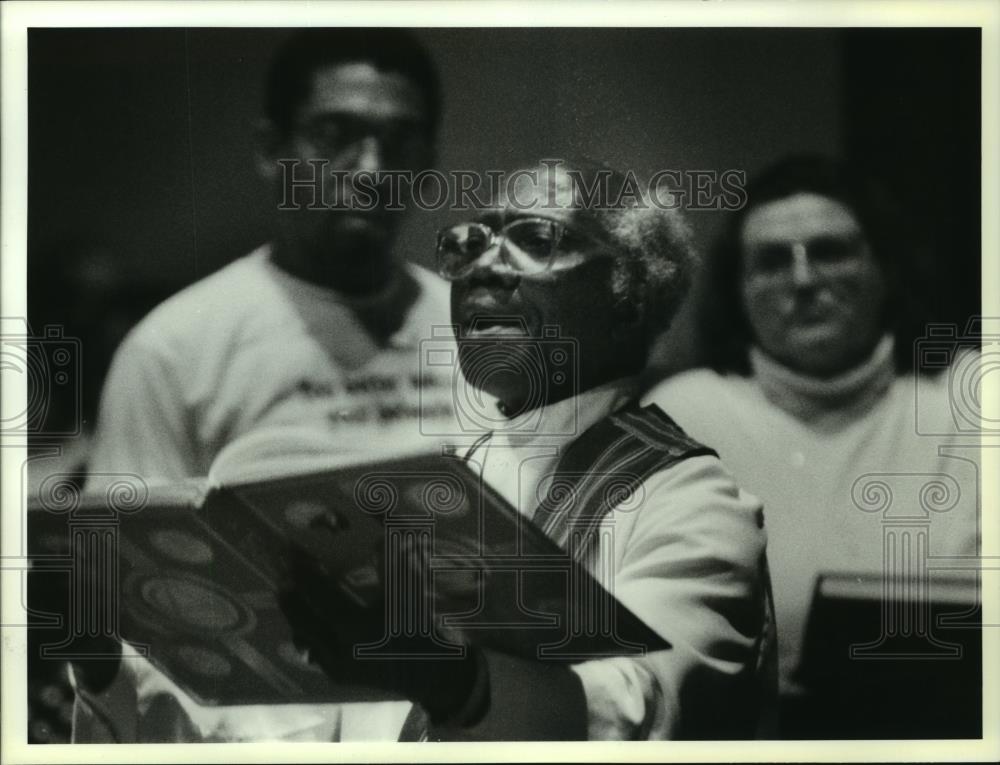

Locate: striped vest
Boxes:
[528,399,717,560]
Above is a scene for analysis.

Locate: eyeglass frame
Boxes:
[741,231,874,288]
[291,112,432,166]
[436,216,604,281]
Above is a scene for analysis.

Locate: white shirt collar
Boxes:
[491,376,640,449]
[469,377,639,517]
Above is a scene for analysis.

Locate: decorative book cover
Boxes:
[28,451,669,706]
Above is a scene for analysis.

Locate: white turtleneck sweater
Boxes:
[644,337,980,697]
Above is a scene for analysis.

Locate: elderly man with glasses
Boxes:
[283,159,777,741]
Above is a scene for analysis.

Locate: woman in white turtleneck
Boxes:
[644,156,979,736]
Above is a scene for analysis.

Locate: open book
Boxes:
[28,447,669,707]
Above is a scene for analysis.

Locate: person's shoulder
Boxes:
[643,366,755,412]
[893,346,978,435]
[637,451,765,552]
[126,247,274,353]
[647,366,731,394]
[145,246,273,325]
[646,450,755,505]
[406,261,450,302]
[641,368,764,455]
[404,261,453,326]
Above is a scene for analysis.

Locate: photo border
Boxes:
[2,1,997,762]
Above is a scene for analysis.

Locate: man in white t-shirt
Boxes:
[71,28,461,742]
[88,28,453,483]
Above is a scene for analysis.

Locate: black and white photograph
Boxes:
[1,0,997,761]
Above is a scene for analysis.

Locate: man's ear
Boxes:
[254,117,284,182]
[612,296,644,343]
[611,264,647,342]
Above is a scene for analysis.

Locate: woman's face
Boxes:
[739,192,888,378]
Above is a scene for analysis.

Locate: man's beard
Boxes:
[310,210,397,295]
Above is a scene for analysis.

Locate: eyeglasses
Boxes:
[743,233,870,286]
[436,217,573,280]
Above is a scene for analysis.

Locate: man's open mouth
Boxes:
[462,315,532,337]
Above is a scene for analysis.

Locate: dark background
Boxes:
[27,27,982,433]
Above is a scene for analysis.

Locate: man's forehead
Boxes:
[476,166,585,224]
[517,165,577,201]
[475,206,575,228]
[301,62,427,121]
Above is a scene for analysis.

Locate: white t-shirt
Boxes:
[88,245,464,482]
